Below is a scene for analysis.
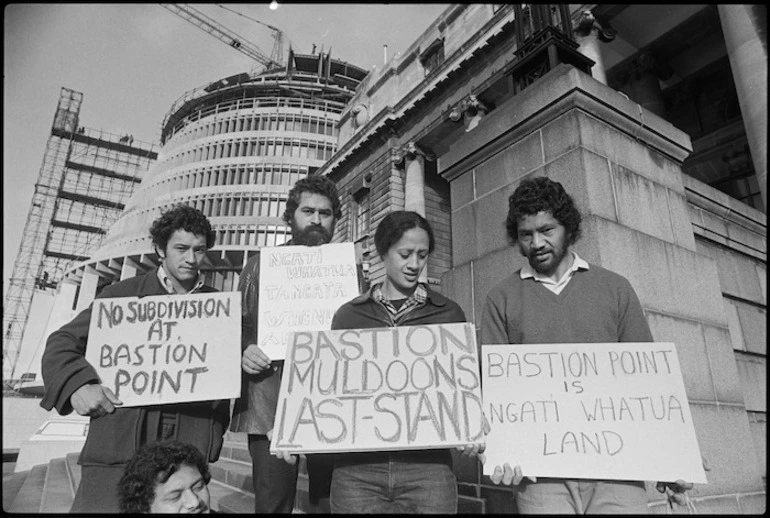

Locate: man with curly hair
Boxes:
[118,440,212,514]
[229,174,347,513]
[41,204,230,513]
[480,176,692,513]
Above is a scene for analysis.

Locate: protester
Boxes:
[40,204,230,513]
[480,176,692,513]
[118,440,212,514]
[325,210,482,513]
[229,174,345,513]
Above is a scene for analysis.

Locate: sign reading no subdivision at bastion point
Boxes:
[257,242,360,360]
[270,323,486,454]
[481,342,707,484]
[85,292,241,407]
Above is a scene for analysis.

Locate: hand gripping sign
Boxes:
[481,342,707,484]
[257,242,360,360]
[270,323,486,454]
[85,292,241,406]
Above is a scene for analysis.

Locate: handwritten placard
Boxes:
[481,342,707,483]
[257,243,360,360]
[85,292,241,407]
[270,323,485,454]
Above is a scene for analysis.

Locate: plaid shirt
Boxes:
[157,264,205,294]
[372,282,428,325]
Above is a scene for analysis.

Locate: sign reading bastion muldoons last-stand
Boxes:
[85,292,241,406]
[481,342,708,484]
[270,323,486,454]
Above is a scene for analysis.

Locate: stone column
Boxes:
[573,10,616,85]
[718,5,767,211]
[615,52,672,119]
[403,143,426,217]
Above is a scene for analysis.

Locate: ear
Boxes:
[155,245,165,260]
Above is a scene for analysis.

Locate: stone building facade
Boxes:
[318,4,766,513]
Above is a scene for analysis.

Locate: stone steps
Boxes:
[7,463,47,513]
[40,457,74,513]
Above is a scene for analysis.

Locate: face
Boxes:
[381,227,430,299]
[159,230,208,293]
[290,192,336,246]
[149,464,210,514]
[516,211,571,279]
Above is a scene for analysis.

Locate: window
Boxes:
[350,174,372,241]
[420,38,445,75]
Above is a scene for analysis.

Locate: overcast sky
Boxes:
[3,3,450,298]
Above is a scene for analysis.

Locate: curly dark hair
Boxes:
[118,440,211,514]
[149,204,216,252]
[282,174,342,224]
[374,210,435,258]
[505,176,582,245]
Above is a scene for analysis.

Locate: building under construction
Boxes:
[2,87,157,387]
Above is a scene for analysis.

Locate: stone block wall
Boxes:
[439,65,765,513]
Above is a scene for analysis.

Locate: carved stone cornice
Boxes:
[610,51,674,89]
[391,141,434,167]
[573,10,617,42]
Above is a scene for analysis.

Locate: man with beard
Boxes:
[480,176,692,513]
[229,175,344,513]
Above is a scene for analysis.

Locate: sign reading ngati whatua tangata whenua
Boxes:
[257,242,359,360]
[85,292,240,406]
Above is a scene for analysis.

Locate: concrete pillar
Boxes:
[404,150,426,216]
[623,52,668,119]
[718,5,768,211]
[573,10,615,85]
[120,257,139,281]
[75,266,100,313]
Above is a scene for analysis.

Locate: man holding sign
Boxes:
[229,175,351,513]
[40,205,231,513]
[480,177,694,513]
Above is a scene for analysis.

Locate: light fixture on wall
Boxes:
[269,0,279,10]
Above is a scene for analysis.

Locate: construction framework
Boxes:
[2,87,158,386]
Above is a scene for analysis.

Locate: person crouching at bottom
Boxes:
[118,440,212,514]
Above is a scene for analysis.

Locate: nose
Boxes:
[406,254,421,271]
[184,248,196,263]
[182,490,202,511]
[531,232,545,249]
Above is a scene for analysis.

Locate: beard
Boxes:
[292,224,332,246]
[520,245,568,277]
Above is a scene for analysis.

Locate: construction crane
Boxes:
[160,3,284,70]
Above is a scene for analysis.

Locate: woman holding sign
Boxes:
[326,210,482,513]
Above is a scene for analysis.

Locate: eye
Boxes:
[318,210,333,217]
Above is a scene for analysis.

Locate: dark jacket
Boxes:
[327,283,467,469]
[40,267,230,466]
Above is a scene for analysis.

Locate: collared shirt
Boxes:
[372,282,427,324]
[157,264,205,295]
[520,251,590,295]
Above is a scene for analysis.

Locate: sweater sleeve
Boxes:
[617,277,654,342]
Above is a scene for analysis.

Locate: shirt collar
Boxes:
[157,264,204,294]
[372,282,428,306]
[520,251,589,283]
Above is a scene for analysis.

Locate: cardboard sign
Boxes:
[85,292,241,407]
[270,323,486,454]
[481,342,707,483]
[257,243,360,360]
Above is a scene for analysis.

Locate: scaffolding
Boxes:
[2,87,158,386]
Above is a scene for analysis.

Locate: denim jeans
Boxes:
[515,478,648,514]
[330,452,457,514]
[248,434,299,513]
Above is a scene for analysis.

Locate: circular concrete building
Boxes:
[67,52,367,297]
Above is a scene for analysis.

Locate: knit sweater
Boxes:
[481,264,653,346]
